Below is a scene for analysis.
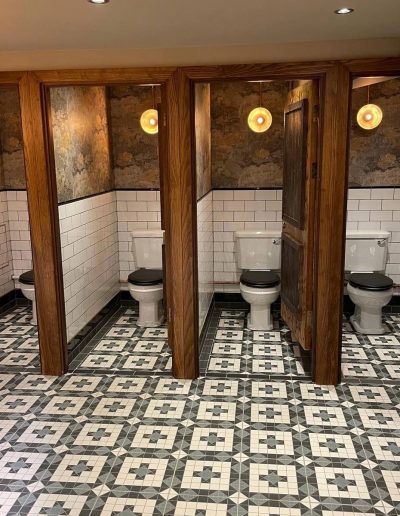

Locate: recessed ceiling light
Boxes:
[334,7,354,14]
[88,0,110,4]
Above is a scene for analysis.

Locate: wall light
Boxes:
[248,82,272,133]
[140,86,158,135]
[357,86,383,130]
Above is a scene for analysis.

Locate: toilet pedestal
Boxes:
[137,299,164,328]
[247,305,273,331]
[350,306,386,335]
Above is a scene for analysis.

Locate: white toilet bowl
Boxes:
[19,270,37,325]
[128,269,164,327]
[239,271,280,331]
[347,273,393,335]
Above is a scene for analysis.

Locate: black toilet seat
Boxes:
[128,268,163,286]
[19,270,34,285]
[348,272,393,292]
[240,270,280,289]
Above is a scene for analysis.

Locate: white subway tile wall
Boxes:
[212,188,400,292]
[346,188,400,285]
[213,189,282,292]
[0,190,32,298]
[58,191,119,342]
[116,190,162,283]
[0,191,12,298]
[197,191,213,333]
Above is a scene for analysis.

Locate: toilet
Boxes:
[128,230,164,327]
[346,230,393,335]
[19,270,37,325]
[235,230,281,331]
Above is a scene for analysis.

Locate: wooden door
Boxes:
[158,100,173,349]
[281,81,319,350]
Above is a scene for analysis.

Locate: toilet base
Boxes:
[31,301,37,326]
[350,312,386,335]
[137,300,164,328]
[247,306,273,331]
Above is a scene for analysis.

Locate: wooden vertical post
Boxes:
[313,64,351,385]
[164,69,199,379]
[18,72,67,376]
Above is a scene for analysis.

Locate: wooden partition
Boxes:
[183,62,352,384]
[6,58,400,382]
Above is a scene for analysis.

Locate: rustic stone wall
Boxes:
[49,86,112,203]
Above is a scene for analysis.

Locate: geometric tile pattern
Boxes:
[0,373,398,514]
[0,306,39,371]
[70,307,172,374]
[200,306,312,379]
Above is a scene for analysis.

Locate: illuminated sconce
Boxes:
[248,81,272,133]
[357,86,383,130]
[140,85,159,135]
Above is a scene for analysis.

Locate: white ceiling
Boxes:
[1,0,400,52]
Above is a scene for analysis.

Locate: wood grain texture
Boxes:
[35,68,175,86]
[0,72,23,85]
[344,57,400,75]
[281,81,318,351]
[282,99,308,229]
[313,64,351,385]
[18,73,68,376]
[183,61,334,81]
[165,70,199,378]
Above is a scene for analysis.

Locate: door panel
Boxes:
[281,81,319,350]
[282,100,308,229]
[281,234,303,315]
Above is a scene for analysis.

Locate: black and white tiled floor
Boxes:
[199,306,312,379]
[0,374,399,514]
[69,307,171,375]
[0,305,39,372]
[0,304,400,513]
[342,313,400,384]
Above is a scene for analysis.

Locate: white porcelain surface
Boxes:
[235,230,281,270]
[348,283,393,334]
[129,283,164,327]
[20,283,37,325]
[117,190,161,282]
[240,282,280,330]
[131,229,164,269]
[345,230,390,272]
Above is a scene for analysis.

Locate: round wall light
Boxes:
[248,82,272,133]
[356,85,383,130]
[357,103,383,130]
[140,108,158,135]
[248,107,273,133]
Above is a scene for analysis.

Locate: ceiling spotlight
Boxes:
[88,0,110,4]
[334,7,354,14]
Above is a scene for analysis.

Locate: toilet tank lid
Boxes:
[346,230,390,239]
[131,229,164,238]
[235,230,281,238]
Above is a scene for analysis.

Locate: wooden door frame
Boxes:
[11,68,178,376]
[181,61,352,384]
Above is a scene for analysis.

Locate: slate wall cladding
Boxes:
[0,86,26,190]
[349,78,400,187]
[195,83,212,200]
[108,85,161,190]
[210,81,286,189]
[49,86,113,203]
